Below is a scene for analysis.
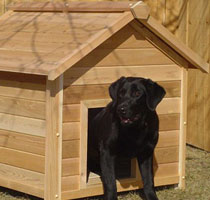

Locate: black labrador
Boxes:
[88,77,166,200]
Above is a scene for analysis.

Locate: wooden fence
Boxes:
[0,0,210,151]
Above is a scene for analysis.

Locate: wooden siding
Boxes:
[0,74,46,137]
[62,22,182,194]
[0,73,46,196]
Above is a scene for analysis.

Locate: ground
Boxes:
[0,145,210,200]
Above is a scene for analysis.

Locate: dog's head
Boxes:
[109,77,166,126]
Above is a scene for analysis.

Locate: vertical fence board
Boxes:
[0,0,4,15]
[187,0,210,151]
[165,0,187,43]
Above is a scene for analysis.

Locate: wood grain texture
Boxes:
[130,20,188,67]
[159,113,180,131]
[0,147,44,173]
[0,163,44,198]
[63,104,80,122]
[70,48,174,68]
[0,10,134,78]
[186,0,210,152]
[0,0,4,16]
[64,65,181,86]
[63,81,181,104]
[62,158,79,177]
[62,122,80,141]
[0,129,45,155]
[131,1,150,20]
[178,68,188,189]
[0,79,45,102]
[62,140,80,159]
[157,130,179,148]
[0,113,45,137]
[45,76,63,200]
[48,12,134,80]
[138,16,209,73]
[0,96,45,119]
[8,2,133,12]
[62,175,80,192]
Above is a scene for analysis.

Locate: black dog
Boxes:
[88,77,166,200]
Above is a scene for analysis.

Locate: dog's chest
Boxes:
[117,128,148,157]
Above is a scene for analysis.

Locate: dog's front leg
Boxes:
[100,145,117,200]
[137,155,158,200]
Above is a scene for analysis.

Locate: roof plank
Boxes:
[48,11,134,80]
[8,1,134,12]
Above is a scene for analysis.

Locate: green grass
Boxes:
[0,145,210,200]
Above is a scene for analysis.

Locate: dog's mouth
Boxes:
[119,114,140,125]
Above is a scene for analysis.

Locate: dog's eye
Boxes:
[134,91,141,97]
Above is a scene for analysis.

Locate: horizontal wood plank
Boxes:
[0,31,99,51]
[0,96,45,119]
[154,162,179,178]
[0,129,45,155]
[159,113,180,131]
[156,98,180,115]
[63,104,80,122]
[64,65,181,86]
[63,140,80,159]
[0,12,120,32]
[62,175,80,192]
[62,158,80,177]
[0,113,45,137]
[154,147,179,164]
[8,2,133,12]
[0,163,44,198]
[63,122,80,141]
[0,79,45,102]
[0,146,80,176]
[157,130,179,148]
[0,147,44,173]
[63,81,181,104]
[68,48,175,68]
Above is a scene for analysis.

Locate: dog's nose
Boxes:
[120,107,125,113]
[118,105,127,115]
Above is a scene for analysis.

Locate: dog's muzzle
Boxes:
[117,104,140,125]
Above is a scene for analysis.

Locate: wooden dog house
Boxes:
[0,1,209,200]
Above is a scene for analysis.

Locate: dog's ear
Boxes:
[144,79,166,111]
[109,76,126,101]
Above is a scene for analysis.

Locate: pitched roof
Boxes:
[0,1,208,80]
